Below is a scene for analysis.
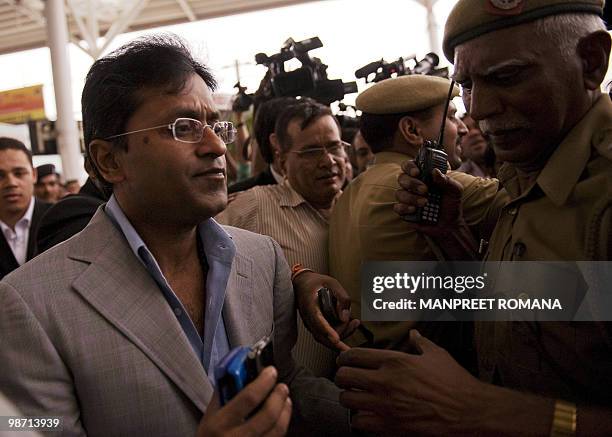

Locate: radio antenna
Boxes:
[436,79,456,149]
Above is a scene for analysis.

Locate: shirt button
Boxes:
[508,207,518,216]
[513,242,526,257]
[517,292,530,301]
[174,308,182,316]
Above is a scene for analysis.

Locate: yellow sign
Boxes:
[0,85,46,124]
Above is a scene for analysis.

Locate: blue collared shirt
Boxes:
[105,195,235,384]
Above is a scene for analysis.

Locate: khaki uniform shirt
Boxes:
[478,95,612,403]
[216,180,337,378]
[329,151,505,349]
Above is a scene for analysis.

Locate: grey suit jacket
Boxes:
[0,208,348,437]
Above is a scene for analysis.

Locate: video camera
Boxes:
[355,52,449,84]
[231,81,254,112]
[254,37,358,106]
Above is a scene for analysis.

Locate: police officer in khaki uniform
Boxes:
[334,0,612,435]
[329,75,504,352]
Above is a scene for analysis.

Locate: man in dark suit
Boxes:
[36,176,108,253]
[0,137,50,279]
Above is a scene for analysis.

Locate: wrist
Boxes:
[468,381,555,437]
[291,263,313,283]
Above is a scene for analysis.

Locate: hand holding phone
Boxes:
[197,366,291,437]
[293,271,359,352]
[215,335,275,405]
[317,287,341,326]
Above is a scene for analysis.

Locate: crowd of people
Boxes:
[0,0,611,435]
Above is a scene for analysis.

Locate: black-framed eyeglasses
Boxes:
[105,118,237,144]
[290,141,351,160]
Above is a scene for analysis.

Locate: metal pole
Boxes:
[424,0,441,55]
[234,59,241,83]
[44,0,83,181]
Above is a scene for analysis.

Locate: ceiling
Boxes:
[0,0,319,57]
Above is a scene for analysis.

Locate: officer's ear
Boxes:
[577,30,611,91]
[398,116,422,146]
[88,139,125,184]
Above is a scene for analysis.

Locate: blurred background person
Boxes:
[457,112,498,178]
[0,137,50,279]
[36,172,108,254]
[228,97,302,194]
[350,131,374,177]
[34,163,63,203]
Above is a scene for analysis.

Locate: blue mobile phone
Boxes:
[215,335,274,405]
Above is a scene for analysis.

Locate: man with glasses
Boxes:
[217,100,349,378]
[0,35,348,436]
[338,1,612,435]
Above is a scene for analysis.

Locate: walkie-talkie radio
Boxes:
[402,80,456,225]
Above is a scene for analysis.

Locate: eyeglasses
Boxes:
[105,118,237,144]
[290,141,351,160]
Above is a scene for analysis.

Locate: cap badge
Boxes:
[486,0,523,14]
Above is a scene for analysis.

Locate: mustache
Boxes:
[479,118,531,134]
[317,172,339,179]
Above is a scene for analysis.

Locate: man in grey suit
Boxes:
[0,35,347,437]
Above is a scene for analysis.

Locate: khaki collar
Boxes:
[373,151,412,166]
[499,95,612,206]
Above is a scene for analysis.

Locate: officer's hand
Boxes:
[197,366,292,437]
[335,331,483,436]
[394,160,465,236]
[293,271,360,352]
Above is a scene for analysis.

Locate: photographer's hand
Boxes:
[197,367,291,437]
[293,271,360,352]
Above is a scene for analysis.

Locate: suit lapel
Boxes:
[0,199,47,276]
[223,252,254,347]
[0,232,18,278]
[27,199,50,259]
[69,211,213,413]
